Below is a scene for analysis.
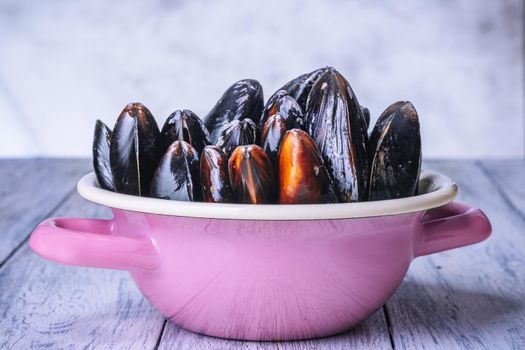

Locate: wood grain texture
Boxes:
[385,160,525,350]
[0,190,165,349]
[0,158,90,263]
[479,160,525,217]
[158,309,392,350]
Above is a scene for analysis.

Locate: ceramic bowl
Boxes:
[29,170,491,340]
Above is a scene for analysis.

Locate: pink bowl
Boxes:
[29,170,491,340]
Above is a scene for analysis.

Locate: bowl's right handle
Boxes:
[415,202,492,257]
[29,217,159,271]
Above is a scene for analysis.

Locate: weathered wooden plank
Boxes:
[0,191,165,349]
[0,158,90,263]
[479,160,525,217]
[385,160,525,350]
[158,309,392,350]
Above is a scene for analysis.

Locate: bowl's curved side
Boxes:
[124,211,419,340]
[77,170,457,220]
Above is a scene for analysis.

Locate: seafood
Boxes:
[259,114,287,166]
[93,68,424,205]
[92,120,114,191]
[216,119,257,156]
[368,101,421,201]
[304,68,369,202]
[150,141,201,201]
[203,79,264,143]
[160,110,210,154]
[259,90,303,129]
[278,129,338,204]
[361,106,370,129]
[200,146,233,203]
[229,145,275,204]
[110,103,161,196]
[273,67,327,112]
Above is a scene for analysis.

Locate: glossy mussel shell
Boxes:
[93,120,114,191]
[361,106,370,129]
[110,102,161,196]
[160,109,210,154]
[229,145,275,204]
[150,141,201,201]
[216,119,257,156]
[203,79,264,144]
[200,146,233,203]
[304,68,369,202]
[273,67,327,112]
[278,129,337,204]
[259,90,303,129]
[368,101,421,201]
[259,114,287,166]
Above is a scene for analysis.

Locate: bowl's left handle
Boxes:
[415,202,492,257]
[29,217,159,271]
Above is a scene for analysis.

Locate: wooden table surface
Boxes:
[0,159,523,350]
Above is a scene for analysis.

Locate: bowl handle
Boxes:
[415,202,492,257]
[29,217,159,271]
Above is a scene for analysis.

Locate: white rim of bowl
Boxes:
[77,170,457,221]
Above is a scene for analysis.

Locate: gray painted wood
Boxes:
[385,160,525,350]
[158,309,391,350]
[0,158,90,263]
[0,189,165,349]
[479,160,525,217]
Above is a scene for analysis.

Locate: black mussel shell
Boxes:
[203,79,264,144]
[93,120,114,191]
[229,145,275,204]
[150,141,201,201]
[216,119,257,156]
[260,89,286,128]
[110,103,161,196]
[160,109,211,154]
[272,67,327,112]
[376,101,406,119]
[279,129,337,204]
[259,114,287,167]
[259,90,304,129]
[368,101,421,201]
[200,146,233,203]
[304,68,369,202]
[361,106,370,129]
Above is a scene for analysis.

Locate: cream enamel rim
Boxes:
[77,170,457,220]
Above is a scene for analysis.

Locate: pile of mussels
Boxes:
[93,67,421,204]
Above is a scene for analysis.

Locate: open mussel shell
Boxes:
[92,120,114,191]
[229,145,275,204]
[259,90,303,129]
[110,102,161,196]
[278,129,337,204]
[160,109,210,154]
[216,119,257,156]
[368,101,421,201]
[272,67,327,112]
[203,79,264,144]
[150,141,201,201]
[259,114,287,167]
[305,68,369,202]
[200,146,233,203]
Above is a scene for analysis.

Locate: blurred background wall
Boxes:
[0,0,523,158]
